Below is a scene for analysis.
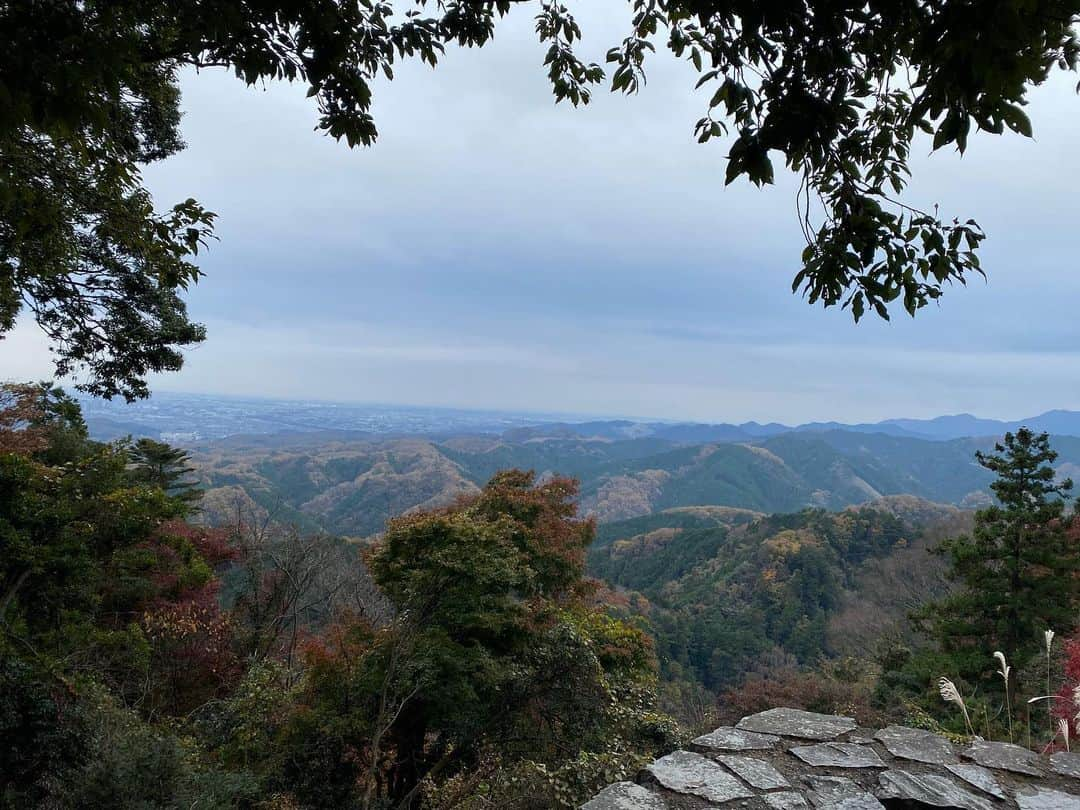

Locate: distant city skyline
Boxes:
[3,3,1079,423]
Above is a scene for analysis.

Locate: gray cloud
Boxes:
[3,3,1078,422]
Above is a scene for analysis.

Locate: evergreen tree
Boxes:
[128,438,201,509]
[921,429,1080,680]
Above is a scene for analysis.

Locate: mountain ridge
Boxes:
[519,409,1080,444]
[185,428,1080,538]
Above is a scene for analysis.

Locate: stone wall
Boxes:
[582,707,1080,809]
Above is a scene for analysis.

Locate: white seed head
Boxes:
[1047,629,1056,655]
[993,651,1011,682]
[1061,718,1072,751]
[939,677,964,706]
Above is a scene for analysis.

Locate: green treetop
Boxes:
[920,429,1080,681]
[127,437,202,511]
[286,470,673,808]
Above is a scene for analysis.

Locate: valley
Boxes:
[82,400,1080,725]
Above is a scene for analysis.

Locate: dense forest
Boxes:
[0,384,676,808]
[8,382,1080,808]
[593,502,932,689]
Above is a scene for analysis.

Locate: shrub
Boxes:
[0,658,91,808]
[718,661,886,727]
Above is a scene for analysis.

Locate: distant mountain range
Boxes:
[80,391,1080,445]
[507,409,1080,444]
[185,426,1080,538]
[77,393,1080,538]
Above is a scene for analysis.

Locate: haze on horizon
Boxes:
[75,388,1080,434]
[3,3,1078,425]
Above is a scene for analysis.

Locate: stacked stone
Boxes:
[582,707,1080,809]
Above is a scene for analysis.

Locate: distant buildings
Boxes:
[161,431,200,444]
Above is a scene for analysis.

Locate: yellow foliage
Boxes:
[763,528,820,556]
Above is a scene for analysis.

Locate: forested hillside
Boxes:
[195,436,481,536]
[184,428,1080,537]
[589,497,970,694]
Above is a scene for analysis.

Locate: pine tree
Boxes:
[128,438,201,509]
[922,429,1080,680]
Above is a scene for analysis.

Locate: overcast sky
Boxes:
[4,4,1079,423]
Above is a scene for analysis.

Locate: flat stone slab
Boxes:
[737,708,857,740]
[1015,787,1080,809]
[587,710,1080,810]
[791,742,886,769]
[877,769,995,810]
[764,792,809,808]
[718,754,790,789]
[1051,752,1080,780]
[645,750,754,803]
[965,739,1043,776]
[805,775,884,809]
[581,781,667,810]
[874,725,958,765]
[693,726,780,751]
[944,763,1007,800]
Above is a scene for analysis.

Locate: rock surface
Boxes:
[718,755,790,789]
[804,775,883,808]
[877,769,995,810]
[1015,787,1080,809]
[694,727,781,752]
[790,742,886,769]
[582,707,1080,809]
[875,724,959,765]
[762,791,809,808]
[965,740,1044,777]
[581,781,668,810]
[946,763,1008,800]
[645,750,755,803]
[1050,753,1080,780]
[737,707,858,740]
